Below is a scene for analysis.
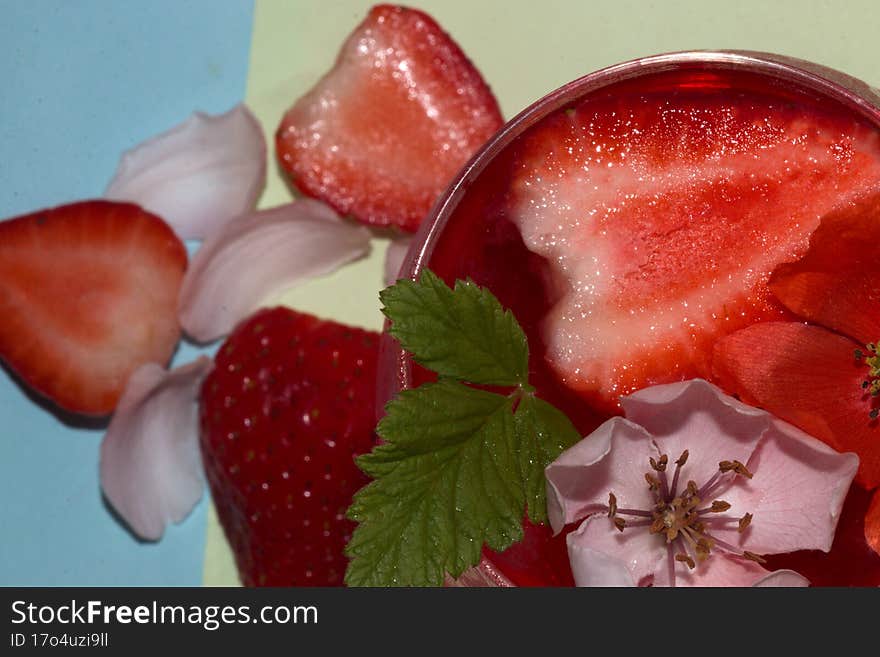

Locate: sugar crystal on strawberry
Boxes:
[509,86,880,410]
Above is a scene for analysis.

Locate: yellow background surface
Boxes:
[203,0,880,585]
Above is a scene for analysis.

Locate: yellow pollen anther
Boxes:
[675,450,689,467]
[738,513,753,533]
[719,460,753,479]
[856,344,880,419]
[675,553,696,570]
[613,517,626,532]
[743,551,766,564]
[650,455,668,472]
[695,538,713,562]
[710,500,731,513]
[608,492,618,518]
[645,473,660,490]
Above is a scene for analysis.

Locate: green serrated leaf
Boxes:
[345,380,526,587]
[379,269,529,386]
[513,395,582,524]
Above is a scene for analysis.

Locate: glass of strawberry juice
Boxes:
[378,51,880,587]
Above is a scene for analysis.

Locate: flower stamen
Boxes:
[675,553,696,569]
[606,449,758,586]
[670,449,688,498]
[855,344,880,419]
[607,492,617,518]
[743,551,766,564]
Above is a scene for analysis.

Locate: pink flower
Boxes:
[546,379,859,587]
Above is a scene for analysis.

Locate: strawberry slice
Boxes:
[0,200,186,415]
[510,92,880,410]
[199,307,379,586]
[276,4,503,233]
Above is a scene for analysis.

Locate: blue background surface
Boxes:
[0,0,254,585]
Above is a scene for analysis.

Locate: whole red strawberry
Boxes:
[200,307,379,586]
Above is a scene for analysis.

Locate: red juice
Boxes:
[382,52,880,586]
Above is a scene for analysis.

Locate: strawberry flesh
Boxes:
[0,200,186,415]
[510,92,880,411]
[199,307,379,586]
[276,4,503,233]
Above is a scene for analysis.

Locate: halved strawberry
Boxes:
[199,307,379,586]
[0,200,186,415]
[510,91,880,411]
[276,4,503,233]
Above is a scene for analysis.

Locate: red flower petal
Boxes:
[769,194,880,345]
[868,489,880,558]
[712,321,880,488]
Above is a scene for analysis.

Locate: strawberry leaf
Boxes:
[345,381,523,586]
[514,395,583,525]
[379,269,529,386]
[345,271,580,586]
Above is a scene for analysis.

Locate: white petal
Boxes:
[178,200,371,343]
[384,235,413,286]
[710,418,859,555]
[655,554,753,586]
[545,417,655,534]
[753,569,810,587]
[620,379,767,487]
[100,357,212,541]
[566,515,662,586]
[105,105,266,240]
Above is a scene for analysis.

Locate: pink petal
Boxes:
[384,235,413,286]
[567,514,665,586]
[100,357,212,540]
[545,417,655,534]
[752,569,811,587]
[178,200,371,343]
[653,553,808,587]
[709,418,858,555]
[105,105,266,240]
[620,379,767,487]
